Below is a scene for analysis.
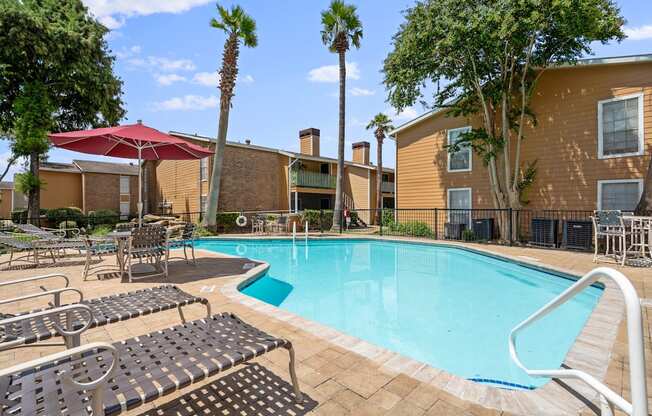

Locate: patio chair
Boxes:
[0,232,84,267]
[0,274,209,351]
[270,215,289,233]
[14,222,80,240]
[0,312,302,415]
[252,214,266,234]
[592,210,631,266]
[125,224,168,282]
[166,222,196,264]
[82,236,121,281]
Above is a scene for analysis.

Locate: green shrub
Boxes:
[389,221,433,237]
[47,207,84,226]
[301,209,333,230]
[88,209,120,226]
[11,209,27,223]
[349,210,359,225]
[216,212,240,232]
[194,224,215,237]
[462,228,476,241]
[381,209,395,226]
[90,224,113,236]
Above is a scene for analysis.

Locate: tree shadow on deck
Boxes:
[137,363,317,416]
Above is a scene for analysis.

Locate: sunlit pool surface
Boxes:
[196,238,602,389]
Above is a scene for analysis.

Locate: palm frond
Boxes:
[320,0,363,51]
[211,3,257,49]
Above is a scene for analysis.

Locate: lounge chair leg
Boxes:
[177,304,187,323]
[284,343,303,403]
[8,249,13,267]
[91,386,105,416]
[191,244,196,265]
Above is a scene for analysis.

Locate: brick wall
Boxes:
[83,173,139,214]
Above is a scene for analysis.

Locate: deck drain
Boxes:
[200,285,215,293]
[242,262,256,270]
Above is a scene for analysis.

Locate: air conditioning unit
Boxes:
[563,220,593,251]
[444,223,466,240]
[529,218,559,247]
[472,218,495,241]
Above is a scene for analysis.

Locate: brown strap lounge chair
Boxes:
[0,275,209,351]
[0,313,303,415]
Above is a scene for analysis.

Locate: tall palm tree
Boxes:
[204,4,257,231]
[366,113,394,225]
[320,0,362,230]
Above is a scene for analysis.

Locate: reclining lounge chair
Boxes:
[0,313,303,415]
[0,273,209,351]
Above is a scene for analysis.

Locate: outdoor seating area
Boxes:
[592,210,652,266]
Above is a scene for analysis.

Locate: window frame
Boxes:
[119,176,130,195]
[446,187,472,225]
[596,178,643,211]
[597,92,645,159]
[446,126,473,172]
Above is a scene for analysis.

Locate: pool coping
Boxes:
[210,236,625,415]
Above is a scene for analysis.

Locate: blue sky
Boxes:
[2,0,651,180]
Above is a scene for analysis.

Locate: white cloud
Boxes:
[115,44,142,59]
[84,0,213,29]
[192,72,254,87]
[350,87,375,96]
[308,62,360,83]
[153,95,219,111]
[155,73,186,86]
[241,74,255,84]
[624,25,652,40]
[386,107,418,121]
[129,56,196,72]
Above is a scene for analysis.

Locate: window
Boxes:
[119,202,130,218]
[598,93,644,158]
[447,126,472,172]
[200,158,208,181]
[320,163,330,174]
[382,173,389,182]
[597,179,642,212]
[200,194,207,212]
[119,176,130,194]
[447,187,472,226]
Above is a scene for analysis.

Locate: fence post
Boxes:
[434,208,438,240]
[339,209,343,234]
[379,209,383,236]
[508,208,513,246]
[320,210,323,234]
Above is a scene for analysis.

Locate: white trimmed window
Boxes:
[200,158,208,181]
[447,126,472,172]
[598,93,644,158]
[119,176,130,194]
[597,179,643,212]
[447,187,472,226]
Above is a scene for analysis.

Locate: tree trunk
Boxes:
[204,34,239,231]
[375,135,383,225]
[635,156,652,215]
[332,49,346,230]
[0,155,16,183]
[27,152,40,223]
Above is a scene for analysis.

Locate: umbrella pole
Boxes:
[138,146,143,227]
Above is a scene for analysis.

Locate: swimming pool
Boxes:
[196,238,602,389]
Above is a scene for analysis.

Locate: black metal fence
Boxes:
[3,207,649,251]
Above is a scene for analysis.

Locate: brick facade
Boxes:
[82,173,139,214]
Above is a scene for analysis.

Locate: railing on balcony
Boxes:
[381,181,395,193]
[291,170,336,189]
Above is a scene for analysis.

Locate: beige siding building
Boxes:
[390,55,652,214]
[148,128,395,223]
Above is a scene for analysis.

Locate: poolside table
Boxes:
[622,216,652,259]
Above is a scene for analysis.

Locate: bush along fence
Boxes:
[4,207,649,251]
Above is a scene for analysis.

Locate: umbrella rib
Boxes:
[103,141,121,156]
[174,143,201,159]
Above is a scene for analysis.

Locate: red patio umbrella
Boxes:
[48,121,214,225]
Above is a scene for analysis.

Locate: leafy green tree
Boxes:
[321,0,362,230]
[366,113,393,224]
[204,3,257,231]
[0,0,124,219]
[383,0,624,234]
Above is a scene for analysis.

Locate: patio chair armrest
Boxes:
[0,286,83,307]
[41,227,68,238]
[0,341,118,391]
[0,273,69,291]
[0,303,94,339]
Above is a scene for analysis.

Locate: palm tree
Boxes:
[320,0,362,230]
[366,113,394,225]
[204,4,257,231]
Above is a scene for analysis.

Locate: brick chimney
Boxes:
[299,128,320,156]
[352,141,370,165]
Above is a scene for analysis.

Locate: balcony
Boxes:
[291,170,336,189]
[382,181,395,194]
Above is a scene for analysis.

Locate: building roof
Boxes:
[169,131,395,173]
[73,160,139,176]
[0,181,12,190]
[40,160,139,175]
[389,53,652,137]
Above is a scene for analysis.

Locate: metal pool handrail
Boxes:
[508,267,647,416]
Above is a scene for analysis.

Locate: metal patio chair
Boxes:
[0,232,85,268]
[269,215,289,233]
[0,273,209,351]
[592,210,631,266]
[0,312,302,415]
[125,224,168,282]
[14,222,81,241]
[166,222,197,264]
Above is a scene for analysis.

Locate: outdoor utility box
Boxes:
[563,220,593,251]
[529,218,559,247]
[444,223,466,240]
[472,218,495,241]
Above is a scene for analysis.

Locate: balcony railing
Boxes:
[382,181,395,193]
[291,170,336,189]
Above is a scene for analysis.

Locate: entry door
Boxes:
[447,188,471,226]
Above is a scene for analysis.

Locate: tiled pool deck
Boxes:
[1,236,650,415]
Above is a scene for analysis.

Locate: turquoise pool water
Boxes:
[196,238,602,389]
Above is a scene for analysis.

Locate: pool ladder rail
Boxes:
[509,267,647,416]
